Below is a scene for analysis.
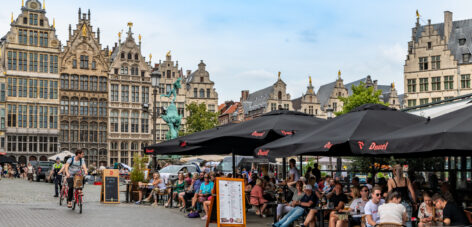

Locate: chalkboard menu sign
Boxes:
[101,169,120,204]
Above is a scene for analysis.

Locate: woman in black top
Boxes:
[387,164,417,224]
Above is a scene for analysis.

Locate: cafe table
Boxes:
[314,206,337,227]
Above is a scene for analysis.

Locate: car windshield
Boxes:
[159,165,181,173]
[217,160,232,172]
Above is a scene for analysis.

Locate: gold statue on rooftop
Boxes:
[278,71,281,80]
[309,76,312,85]
[338,70,341,79]
[81,25,87,37]
[166,51,171,57]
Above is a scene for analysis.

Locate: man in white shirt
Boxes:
[365,186,385,227]
[379,191,407,225]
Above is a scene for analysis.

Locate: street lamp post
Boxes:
[150,70,161,171]
[326,105,334,175]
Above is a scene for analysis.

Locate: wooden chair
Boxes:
[377,223,403,227]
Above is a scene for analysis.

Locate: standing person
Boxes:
[365,186,385,227]
[288,158,300,183]
[387,164,417,221]
[432,194,469,226]
[311,163,321,184]
[378,191,408,225]
[53,157,64,197]
[64,150,88,208]
[27,163,34,181]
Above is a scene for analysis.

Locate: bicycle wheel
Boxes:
[79,195,82,214]
[59,192,63,206]
[72,197,76,210]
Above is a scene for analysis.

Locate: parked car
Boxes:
[30,161,53,182]
[159,165,199,184]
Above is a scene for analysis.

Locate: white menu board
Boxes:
[217,179,245,225]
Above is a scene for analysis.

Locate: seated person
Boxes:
[190,172,205,210]
[165,173,187,208]
[195,173,214,221]
[135,174,154,204]
[180,173,201,210]
[250,179,268,217]
[276,181,305,221]
[244,177,252,193]
[334,186,370,227]
[145,172,166,206]
[433,193,469,226]
[365,186,385,227]
[418,191,443,227]
[273,185,317,227]
[378,191,407,225]
[263,176,276,202]
[328,183,349,227]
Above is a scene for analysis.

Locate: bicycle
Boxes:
[71,174,84,214]
[59,177,69,206]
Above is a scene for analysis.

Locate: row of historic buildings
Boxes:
[218,72,401,124]
[0,0,218,165]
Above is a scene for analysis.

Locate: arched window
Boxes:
[128,53,132,59]
[71,75,79,90]
[194,88,197,97]
[90,99,98,116]
[61,97,69,115]
[131,142,138,151]
[121,52,125,59]
[90,122,98,142]
[71,121,79,142]
[167,70,171,79]
[61,74,69,89]
[110,110,119,132]
[70,97,79,115]
[99,99,107,117]
[134,54,139,60]
[121,111,129,132]
[199,89,204,98]
[131,111,139,133]
[141,112,148,133]
[80,122,88,142]
[99,123,107,143]
[80,98,88,116]
[278,91,282,100]
[80,75,88,90]
[121,142,128,150]
[60,121,69,142]
[90,76,98,91]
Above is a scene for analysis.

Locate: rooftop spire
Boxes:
[338,70,341,79]
[22,0,24,7]
[53,18,55,28]
[11,12,13,23]
[278,71,281,80]
[43,0,45,10]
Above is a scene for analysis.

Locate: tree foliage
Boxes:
[335,82,387,116]
[183,102,218,135]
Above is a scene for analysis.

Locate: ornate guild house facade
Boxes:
[108,24,152,165]
[59,9,109,166]
[0,0,60,163]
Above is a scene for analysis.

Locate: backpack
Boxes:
[69,156,83,174]
[187,211,200,218]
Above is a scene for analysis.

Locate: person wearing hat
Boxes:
[273,184,318,227]
[53,157,64,197]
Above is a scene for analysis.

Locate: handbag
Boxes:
[198,196,209,203]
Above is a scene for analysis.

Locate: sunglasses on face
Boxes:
[374,193,381,197]
[362,190,369,192]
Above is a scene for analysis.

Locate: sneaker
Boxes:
[53,195,58,197]
[201,215,207,220]
[143,198,150,202]
[135,201,141,205]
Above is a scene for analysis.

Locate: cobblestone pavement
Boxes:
[0,178,272,227]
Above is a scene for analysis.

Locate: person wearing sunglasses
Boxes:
[365,186,385,227]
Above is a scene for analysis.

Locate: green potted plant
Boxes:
[130,154,149,201]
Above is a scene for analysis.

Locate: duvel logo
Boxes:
[368,142,389,151]
[251,131,266,137]
[179,141,187,147]
[324,142,333,149]
[281,130,294,136]
[358,141,365,150]
[257,149,269,156]
[145,149,154,154]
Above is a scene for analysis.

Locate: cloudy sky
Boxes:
[1,0,470,102]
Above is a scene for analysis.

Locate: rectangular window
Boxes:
[39,54,48,73]
[29,53,38,72]
[72,59,77,69]
[99,77,107,92]
[50,55,58,73]
[49,81,58,99]
[419,57,428,71]
[407,79,417,93]
[7,104,17,127]
[18,29,27,44]
[111,84,119,101]
[121,85,129,102]
[18,52,26,71]
[61,98,69,115]
[8,52,18,70]
[432,77,441,91]
[71,75,79,90]
[444,76,453,90]
[132,86,139,102]
[193,88,197,97]
[33,31,38,46]
[432,97,441,102]
[0,83,5,101]
[142,87,149,103]
[80,55,89,69]
[419,78,428,92]
[11,78,17,97]
[463,53,471,63]
[419,98,429,105]
[206,89,210,98]
[141,113,148,133]
[29,79,38,98]
[407,99,417,107]
[461,74,471,89]
[80,76,88,90]
[271,103,276,111]
[91,76,98,91]
[18,105,27,128]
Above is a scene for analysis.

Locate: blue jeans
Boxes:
[273,206,305,227]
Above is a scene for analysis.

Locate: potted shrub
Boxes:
[130,154,149,201]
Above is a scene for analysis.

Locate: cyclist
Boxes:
[53,157,63,197]
[64,150,88,208]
